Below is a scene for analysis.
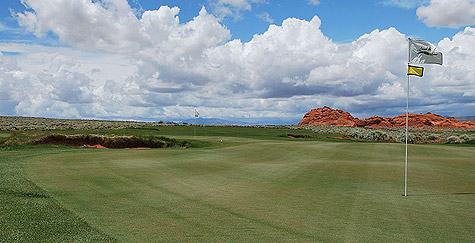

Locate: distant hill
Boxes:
[299,106,475,129]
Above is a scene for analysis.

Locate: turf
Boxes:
[9,135,473,242]
[1,125,474,242]
[0,146,116,242]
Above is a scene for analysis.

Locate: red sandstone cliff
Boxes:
[298,106,362,127]
[299,107,475,129]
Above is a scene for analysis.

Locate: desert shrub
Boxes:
[31,134,189,148]
[458,134,471,143]
[306,125,435,144]
[447,135,462,144]
[285,134,312,139]
[364,130,389,141]
[0,116,166,131]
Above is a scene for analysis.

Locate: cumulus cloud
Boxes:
[3,0,474,122]
[17,0,230,53]
[17,0,143,52]
[204,20,406,102]
[435,27,475,96]
[0,43,137,118]
[0,52,19,104]
[416,0,475,28]
[210,0,267,20]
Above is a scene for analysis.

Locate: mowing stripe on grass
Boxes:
[23,138,475,242]
[0,148,117,242]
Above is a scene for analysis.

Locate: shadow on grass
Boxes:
[0,188,50,198]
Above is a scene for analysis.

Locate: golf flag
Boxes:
[194,109,199,118]
[408,38,443,65]
[404,38,443,197]
[407,65,424,77]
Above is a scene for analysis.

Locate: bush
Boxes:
[304,124,474,144]
[447,135,461,144]
[31,134,189,148]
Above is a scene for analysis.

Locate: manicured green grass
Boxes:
[1,125,474,242]
[15,137,475,242]
[0,146,116,242]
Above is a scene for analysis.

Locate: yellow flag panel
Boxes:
[407,65,424,77]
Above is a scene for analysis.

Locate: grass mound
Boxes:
[32,134,188,148]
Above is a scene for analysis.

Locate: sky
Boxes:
[0,0,474,124]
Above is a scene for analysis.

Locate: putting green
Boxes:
[25,137,475,242]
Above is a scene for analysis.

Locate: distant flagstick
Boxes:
[194,109,199,137]
[404,38,442,197]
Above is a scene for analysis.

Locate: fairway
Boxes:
[15,136,475,242]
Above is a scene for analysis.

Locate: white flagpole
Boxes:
[405,38,410,197]
[405,74,409,197]
[404,38,442,197]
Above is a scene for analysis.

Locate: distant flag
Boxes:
[408,38,443,65]
[195,109,199,118]
[407,65,424,77]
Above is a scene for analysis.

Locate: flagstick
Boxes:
[404,38,442,197]
[405,38,410,198]
[194,109,197,137]
[405,74,409,197]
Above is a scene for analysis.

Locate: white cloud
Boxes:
[17,0,144,52]
[219,0,253,10]
[307,0,321,6]
[2,1,474,122]
[0,42,139,118]
[17,1,230,53]
[416,0,475,28]
[257,12,274,23]
[210,0,267,20]
[435,27,475,97]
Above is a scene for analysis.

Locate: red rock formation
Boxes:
[299,107,475,129]
[361,116,394,128]
[298,106,362,127]
[390,113,475,128]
